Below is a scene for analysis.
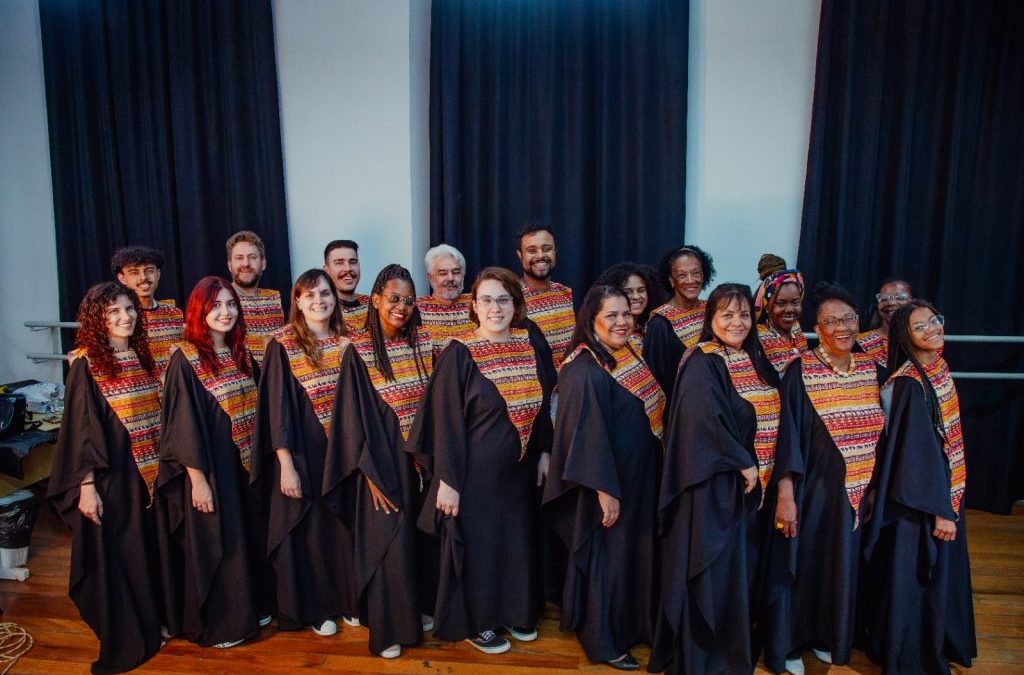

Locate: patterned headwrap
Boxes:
[754,269,804,323]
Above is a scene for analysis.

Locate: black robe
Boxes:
[760,360,883,670]
[642,314,685,403]
[323,347,422,653]
[860,378,976,674]
[408,338,553,641]
[250,338,355,629]
[543,351,661,663]
[649,350,764,675]
[47,358,163,674]
[155,350,271,646]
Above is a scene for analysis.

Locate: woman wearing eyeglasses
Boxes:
[643,245,717,402]
[861,302,976,674]
[753,255,808,375]
[857,278,914,367]
[408,267,553,655]
[761,282,886,675]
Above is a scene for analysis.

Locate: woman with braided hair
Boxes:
[860,300,976,674]
[753,254,808,376]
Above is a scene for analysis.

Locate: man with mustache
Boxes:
[516,221,574,367]
[227,230,284,366]
[323,239,370,330]
[416,244,474,347]
[111,245,183,376]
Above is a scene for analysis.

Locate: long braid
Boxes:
[367,264,430,383]
[888,301,943,432]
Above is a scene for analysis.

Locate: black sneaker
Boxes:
[606,652,639,670]
[465,630,511,654]
[504,625,538,641]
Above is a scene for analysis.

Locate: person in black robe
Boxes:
[649,283,779,675]
[155,277,272,649]
[250,269,356,636]
[408,267,553,655]
[543,285,666,670]
[47,282,164,674]
[860,301,976,674]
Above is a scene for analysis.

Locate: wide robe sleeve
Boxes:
[521,317,557,398]
[643,314,685,403]
[524,322,555,459]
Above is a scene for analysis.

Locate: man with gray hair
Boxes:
[417,243,474,346]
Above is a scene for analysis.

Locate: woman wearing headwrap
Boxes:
[754,254,808,376]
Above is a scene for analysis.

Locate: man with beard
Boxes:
[416,244,474,347]
[324,239,370,330]
[111,245,183,377]
[227,231,284,366]
[516,221,574,367]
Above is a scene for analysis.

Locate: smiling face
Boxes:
[472,278,514,338]
[770,282,802,332]
[205,287,239,342]
[228,241,267,290]
[877,280,912,326]
[593,295,633,350]
[908,306,945,358]
[427,254,464,302]
[296,276,336,328]
[711,296,752,349]
[517,230,557,282]
[373,278,416,338]
[621,274,648,318]
[670,254,704,304]
[324,246,360,297]
[106,294,138,347]
[117,263,161,307]
[816,299,859,357]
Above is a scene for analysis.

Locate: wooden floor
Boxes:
[1,498,1021,674]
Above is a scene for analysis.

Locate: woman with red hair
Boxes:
[155,276,272,648]
[48,281,164,673]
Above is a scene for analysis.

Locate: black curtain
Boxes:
[430,0,688,295]
[39,0,292,323]
[797,0,1024,513]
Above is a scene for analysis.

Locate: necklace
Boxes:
[817,345,853,376]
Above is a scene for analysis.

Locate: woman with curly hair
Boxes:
[643,244,716,401]
[594,262,664,343]
[155,276,272,649]
[47,281,164,674]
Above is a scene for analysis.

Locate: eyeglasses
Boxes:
[383,294,416,307]
[819,313,859,329]
[476,295,512,307]
[876,292,910,304]
[911,314,945,333]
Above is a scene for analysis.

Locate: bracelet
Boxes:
[80,480,95,486]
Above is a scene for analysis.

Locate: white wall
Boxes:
[686,0,820,288]
[273,0,430,295]
[0,0,62,384]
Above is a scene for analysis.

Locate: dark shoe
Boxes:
[465,630,511,654]
[606,652,639,670]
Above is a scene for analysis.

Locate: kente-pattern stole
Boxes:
[351,329,433,441]
[273,326,347,438]
[239,288,285,366]
[856,329,888,367]
[562,344,665,440]
[456,329,543,460]
[340,294,371,331]
[800,350,883,527]
[758,322,808,373]
[140,300,184,375]
[890,358,967,515]
[416,294,475,347]
[72,348,162,498]
[651,300,706,349]
[173,343,257,471]
[521,282,575,367]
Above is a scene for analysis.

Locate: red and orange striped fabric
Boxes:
[856,328,888,367]
[340,294,371,332]
[651,300,706,349]
[351,329,434,441]
[239,288,285,367]
[522,282,575,367]
[757,322,808,373]
[140,300,183,376]
[416,294,475,347]
[273,326,348,439]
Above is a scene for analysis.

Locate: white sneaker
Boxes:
[812,648,832,664]
[213,638,245,649]
[380,644,401,659]
[784,656,805,675]
[312,619,338,636]
[341,615,361,628]
[258,614,273,627]
[504,625,538,642]
[421,614,435,632]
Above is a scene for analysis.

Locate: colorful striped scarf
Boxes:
[651,300,706,349]
[173,342,257,471]
[238,288,285,367]
[856,329,888,367]
[73,348,162,499]
[340,294,371,332]
[562,343,666,440]
[694,342,780,501]
[889,358,967,515]
[273,326,348,439]
[800,350,883,526]
[352,329,433,441]
[758,322,808,373]
[456,329,543,459]
[416,294,475,347]
[521,282,575,367]
[140,300,184,376]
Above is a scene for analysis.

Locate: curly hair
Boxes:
[565,285,634,370]
[594,261,665,331]
[657,244,717,294]
[74,282,156,378]
[468,267,527,325]
[110,245,164,276]
[288,269,347,368]
[365,264,430,383]
[184,276,252,377]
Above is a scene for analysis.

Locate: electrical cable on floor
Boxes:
[0,623,33,675]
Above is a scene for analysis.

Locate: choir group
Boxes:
[50,223,976,675]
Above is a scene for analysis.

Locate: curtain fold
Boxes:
[430,0,689,294]
[39,0,292,322]
[798,0,1024,512]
